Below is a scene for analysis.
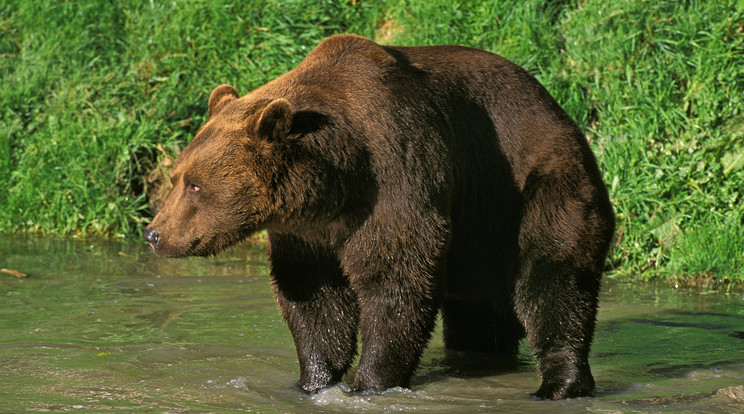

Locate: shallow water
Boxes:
[1,235,742,413]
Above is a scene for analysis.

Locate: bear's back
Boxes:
[296,35,592,189]
[247,35,603,205]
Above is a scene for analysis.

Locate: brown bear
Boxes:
[143,34,614,400]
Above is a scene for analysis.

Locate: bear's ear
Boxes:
[208,84,239,117]
[255,99,293,141]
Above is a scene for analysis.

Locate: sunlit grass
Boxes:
[1,0,742,282]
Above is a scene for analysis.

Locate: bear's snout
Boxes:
[143,228,160,251]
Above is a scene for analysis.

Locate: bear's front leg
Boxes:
[343,210,449,392]
[269,233,360,392]
[351,275,440,392]
[344,222,445,392]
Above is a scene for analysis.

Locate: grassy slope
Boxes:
[1,0,743,283]
[0,0,383,235]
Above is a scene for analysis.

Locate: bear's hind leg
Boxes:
[515,257,601,400]
[515,173,611,399]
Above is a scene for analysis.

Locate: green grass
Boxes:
[1,0,743,284]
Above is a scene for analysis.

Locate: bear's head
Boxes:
[143,84,307,257]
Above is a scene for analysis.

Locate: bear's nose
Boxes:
[143,228,160,246]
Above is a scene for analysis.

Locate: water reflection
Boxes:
[0,235,742,412]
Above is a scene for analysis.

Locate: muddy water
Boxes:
[1,235,742,413]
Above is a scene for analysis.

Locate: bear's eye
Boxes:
[187,183,201,193]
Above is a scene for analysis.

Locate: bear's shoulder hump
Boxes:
[308,34,396,67]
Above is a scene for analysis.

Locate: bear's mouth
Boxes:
[147,236,203,258]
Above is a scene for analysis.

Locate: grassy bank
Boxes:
[2,0,743,284]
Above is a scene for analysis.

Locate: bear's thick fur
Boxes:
[144,34,615,400]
